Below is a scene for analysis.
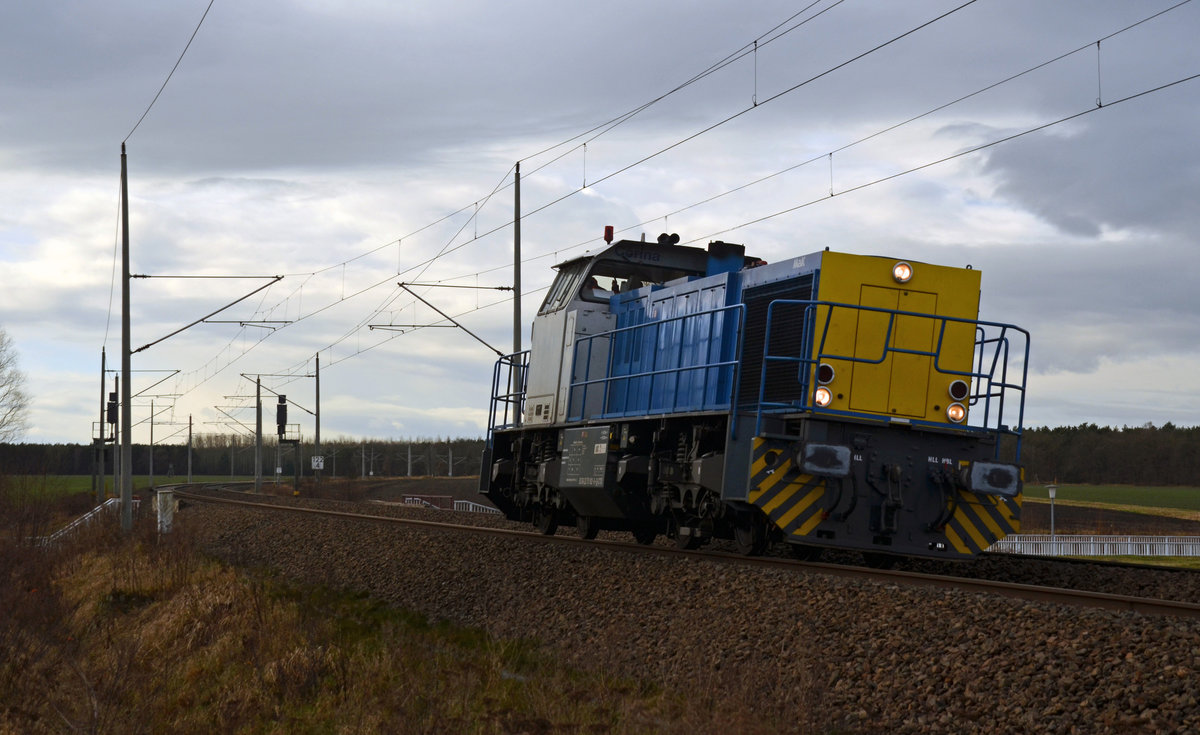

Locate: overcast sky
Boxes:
[2,0,1198,447]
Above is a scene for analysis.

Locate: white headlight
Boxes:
[814,386,833,407]
[946,403,966,423]
[892,261,913,283]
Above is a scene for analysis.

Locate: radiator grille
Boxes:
[738,275,814,406]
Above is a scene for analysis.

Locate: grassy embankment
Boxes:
[0,479,811,734]
[1023,484,1200,520]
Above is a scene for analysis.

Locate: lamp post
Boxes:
[1047,484,1057,555]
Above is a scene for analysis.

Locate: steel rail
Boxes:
[175,488,1200,619]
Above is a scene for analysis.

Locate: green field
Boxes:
[1024,484,1200,513]
[11,475,257,498]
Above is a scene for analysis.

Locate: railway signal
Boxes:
[276,395,287,437]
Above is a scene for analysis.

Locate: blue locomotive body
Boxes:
[481,233,1029,561]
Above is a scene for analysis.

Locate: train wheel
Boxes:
[733,509,770,556]
[535,507,558,536]
[675,524,702,550]
[577,515,599,540]
[734,517,768,556]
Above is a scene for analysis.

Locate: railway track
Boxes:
[173,487,1200,619]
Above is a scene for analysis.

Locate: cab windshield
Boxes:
[577,260,698,304]
[537,261,588,315]
[540,256,704,312]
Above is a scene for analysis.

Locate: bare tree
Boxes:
[0,327,29,442]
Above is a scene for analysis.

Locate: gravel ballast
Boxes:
[187,498,1200,734]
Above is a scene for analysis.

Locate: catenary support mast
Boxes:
[120,144,133,532]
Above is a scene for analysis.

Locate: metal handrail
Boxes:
[484,350,529,442]
[568,303,746,421]
[754,299,1029,452]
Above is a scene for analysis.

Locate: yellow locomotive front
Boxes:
[745,251,1027,562]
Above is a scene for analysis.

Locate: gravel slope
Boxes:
[187,498,1200,734]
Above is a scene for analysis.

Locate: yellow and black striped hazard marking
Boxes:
[749,437,1021,553]
[942,491,1021,555]
[748,438,829,538]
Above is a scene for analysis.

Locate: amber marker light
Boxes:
[814,386,833,407]
[892,261,913,283]
[946,403,967,423]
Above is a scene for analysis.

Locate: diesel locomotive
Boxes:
[480,230,1028,563]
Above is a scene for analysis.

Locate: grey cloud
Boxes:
[5,0,1199,440]
[963,238,1200,374]
[981,100,1200,238]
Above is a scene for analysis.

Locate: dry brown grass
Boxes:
[0,477,824,734]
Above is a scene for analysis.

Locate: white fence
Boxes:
[454,500,501,515]
[41,497,140,544]
[989,534,1200,557]
[399,496,500,514]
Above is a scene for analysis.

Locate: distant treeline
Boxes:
[1,423,1197,487]
[0,435,487,480]
[1020,423,1200,486]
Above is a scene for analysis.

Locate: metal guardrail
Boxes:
[990,534,1200,557]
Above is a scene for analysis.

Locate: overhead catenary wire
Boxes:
[269,1,843,283]
[123,0,217,143]
[178,4,1197,402]
[515,0,842,179]
[166,0,848,377]
[339,0,1196,291]
[159,1,1194,416]
[282,67,1200,388]
[105,0,219,349]
[103,179,122,348]
[277,0,986,293]
[691,71,1200,245]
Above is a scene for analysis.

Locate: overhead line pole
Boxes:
[112,375,119,501]
[513,161,522,360]
[255,377,263,493]
[120,143,133,532]
[512,161,523,420]
[97,347,106,505]
[314,354,321,484]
